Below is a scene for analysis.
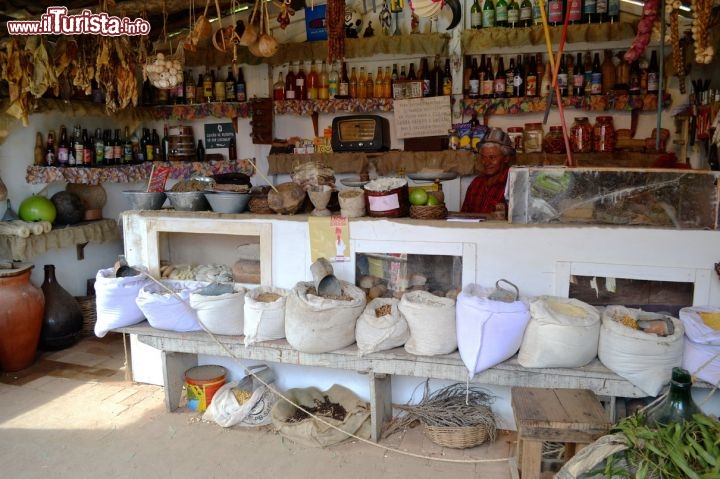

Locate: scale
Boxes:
[406,171,458,191]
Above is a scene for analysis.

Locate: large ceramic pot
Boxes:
[0,263,44,371]
[39,264,83,350]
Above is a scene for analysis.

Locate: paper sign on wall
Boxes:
[393,96,452,139]
[308,216,350,263]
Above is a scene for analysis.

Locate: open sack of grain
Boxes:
[243,286,290,346]
[679,306,720,385]
[135,280,208,332]
[355,298,409,356]
[518,296,601,368]
[189,283,246,335]
[400,290,457,356]
[598,305,684,396]
[94,266,151,337]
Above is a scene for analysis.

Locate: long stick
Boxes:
[247,157,280,193]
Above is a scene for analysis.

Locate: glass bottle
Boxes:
[145,128,155,162]
[375,66,385,98]
[349,66,358,98]
[407,63,417,80]
[548,0,563,26]
[471,0,482,29]
[583,52,594,94]
[482,0,496,28]
[228,134,237,161]
[496,0,509,27]
[160,125,169,162]
[124,126,134,164]
[235,67,247,102]
[400,64,407,80]
[384,66,393,98]
[573,52,585,96]
[568,0,582,23]
[306,61,319,100]
[602,50,616,94]
[607,0,620,23]
[421,58,432,97]
[505,57,516,97]
[40,264,82,350]
[214,68,226,102]
[583,0,596,23]
[357,66,367,99]
[73,124,83,166]
[113,128,122,166]
[203,69,214,102]
[136,128,146,163]
[595,0,608,23]
[82,129,93,167]
[273,71,285,100]
[34,132,44,166]
[482,56,495,98]
[628,60,641,95]
[536,54,548,97]
[520,0,533,27]
[512,54,524,97]
[532,0,544,25]
[328,62,339,98]
[442,58,453,95]
[494,56,506,97]
[432,56,443,96]
[591,52,603,95]
[295,62,307,100]
[645,368,702,427]
[468,57,480,99]
[176,72,186,104]
[225,67,236,101]
[196,139,205,162]
[508,0,520,27]
[94,128,104,166]
[319,61,330,100]
[557,54,568,97]
[185,71,196,104]
[366,72,374,98]
[525,55,538,97]
[285,63,297,100]
[57,125,69,167]
[647,50,659,95]
[339,62,350,97]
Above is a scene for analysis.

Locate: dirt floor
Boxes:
[0,334,522,479]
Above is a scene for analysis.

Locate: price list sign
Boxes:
[204,123,235,149]
[393,96,452,139]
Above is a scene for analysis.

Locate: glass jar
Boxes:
[523,122,544,153]
[507,126,524,153]
[570,117,593,153]
[593,115,616,152]
[543,126,566,154]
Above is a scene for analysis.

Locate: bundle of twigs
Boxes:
[383,382,497,440]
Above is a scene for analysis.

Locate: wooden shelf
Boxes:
[145,101,252,120]
[273,98,394,116]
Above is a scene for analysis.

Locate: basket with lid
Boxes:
[362,177,409,218]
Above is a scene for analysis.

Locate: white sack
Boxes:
[518,296,600,368]
[189,284,246,335]
[135,280,207,332]
[679,306,720,345]
[356,298,409,355]
[400,290,457,356]
[243,286,290,346]
[682,337,720,386]
[203,365,277,427]
[94,267,150,337]
[285,281,366,353]
[598,305,684,396]
[456,284,530,375]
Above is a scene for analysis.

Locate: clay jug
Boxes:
[39,264,83,350]
[0,263,44,371]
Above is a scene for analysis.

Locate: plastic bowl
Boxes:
[204,191,250,214]
[165,191,209,211]
[122,191,167,210]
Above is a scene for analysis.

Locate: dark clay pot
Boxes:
[39,264,83,350]
[0,263,44,371]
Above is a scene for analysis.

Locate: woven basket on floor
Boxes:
[409,204,448,220]
[75,295,97,336]
[423,423,489,449]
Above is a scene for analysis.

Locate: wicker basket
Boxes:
[75,295,97,337]
[423,423,489,449]
[409,204,448,220]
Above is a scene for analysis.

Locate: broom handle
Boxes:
[247,158,280,193]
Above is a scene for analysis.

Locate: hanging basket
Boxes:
[144,50,184,90]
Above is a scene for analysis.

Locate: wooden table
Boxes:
[512,387,612,479]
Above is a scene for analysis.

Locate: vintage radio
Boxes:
[331,115,390,152]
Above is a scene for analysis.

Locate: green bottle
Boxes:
[482,0,496,28]
[496,0,509,27]
[507,0,520,27]
[519,0,533,27]
[470,0,482,29]
[645,368,702,427]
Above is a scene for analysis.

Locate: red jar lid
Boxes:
[508,127,524,132]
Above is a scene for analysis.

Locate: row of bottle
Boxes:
[464,49,661,99]
[38,124,173,167]
[274,57,454,101]
[142,66,247,106]
[469,0,620,29]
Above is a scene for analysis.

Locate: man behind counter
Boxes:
[460,127,516,215]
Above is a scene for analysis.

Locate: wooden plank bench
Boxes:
[116,322,650,442]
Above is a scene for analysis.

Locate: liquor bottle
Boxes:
[508,0,520,27]
[57,125,69,167]
[113,128,122,165]
[82,129,93,167]
[583,52,593,94]
[602,50,616,94]
[151,129,161,161]
[568,0,582,23]
[525,55,538,97]
[123,126,134,164]
[573,52,585,96]
[482,56,494,98]
[591,52,603,94]
[384,66,392,98]
[494,56,506,97]
[557,54,568,97]
[629,60,641,94]
[505,57,516,97]
[328,62,339,98]
[470,0,482,29]
[478,54,487,94]
[607,0,620,22]
[228,134,237,161]
[203,69,214,102]
[157,84,169,105]
[46,130,56,166]
[273,71,285,100]
[482,0,496,28]
[496,0,509,27]
[407,63,417,80]
[595,0,608,23]
[512,54,524,97]
[214,68,226,102]
[349,66,358,98]
[196,139,205,162]
[366,72,374,98]
[400,64,407,80]
[541,59,552,97]
[295,62,307,100]
[73,125,83,166]
[306,61,319,100]
[137,128,146,163]
[357,66,367,99]
[161,124,169,162]
[548,0,563,26]
[583,0,596,23]
[339,62,350,97]
[235,67,246,102]
[186,71,196,104]
[34,132,44,166]
[468,57,480,99]
[142,128,152,162]
[103,129,113,165]
[319,61,330,100]
[442,58,453,95]
[432,57,443,96]
[176,72,186,104]
[421,58,432,97]
[532,0,543,25]
[285,63,297,100]
[520,0,533,27]
[94,127,105,165]
[646,50,659,94]
[375,66,385,98]
[224,67,235,102]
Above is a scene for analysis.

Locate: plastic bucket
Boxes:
[185,365,227,412]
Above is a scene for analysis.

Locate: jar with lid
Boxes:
[507,126,524,153]
[543,126,565,154]
[593,116,615,152]
[523,122,544,153]
[570,117,593,153]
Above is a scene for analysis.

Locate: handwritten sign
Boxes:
[204,123,235,149]
[393,96,452,139]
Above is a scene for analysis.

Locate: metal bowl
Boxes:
[122,190,167,210]
[165,191,209,211]
[204,191,250,214]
